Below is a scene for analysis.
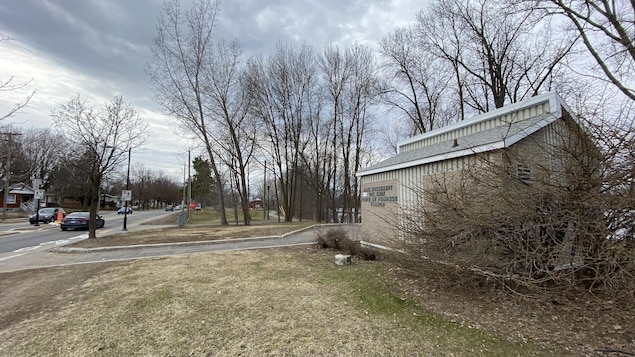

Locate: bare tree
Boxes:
[130,163,154,210]
[318,44,350,223]
[18,128,68,191]
[149,173,181,208]
[203,39,255,225]
[416,0,575,113]
[375,116,411,156]
[522,0,635,101]
[52,95,147,238]
[299,81,329,222]
[378,26,456,135]
[317,44,379,223]
[147,0,229,225]
[245,42,319,222]
[340,44,377,223]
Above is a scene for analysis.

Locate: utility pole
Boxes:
[1,131,22,221]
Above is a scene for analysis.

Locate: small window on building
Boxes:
[516,164,533,184]
[7,194,16,204]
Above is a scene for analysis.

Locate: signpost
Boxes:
[32,179,43,226]
[121,190,132,202]
[34,189,44,200]
[121,189,132,231]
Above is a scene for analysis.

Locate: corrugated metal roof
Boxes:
[358,113,556,176]
[397,91,567,148]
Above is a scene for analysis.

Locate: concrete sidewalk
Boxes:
[0,224,361,273]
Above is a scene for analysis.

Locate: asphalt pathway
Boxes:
[0,224,361,273]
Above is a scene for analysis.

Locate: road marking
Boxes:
[0,253,24,261]
[13,246,39,252]
[7,234,89,255]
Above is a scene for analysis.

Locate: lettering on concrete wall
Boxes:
[361,185,398,207]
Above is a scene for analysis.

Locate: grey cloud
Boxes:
[216,0,408,56]
[0,0,161,97]
[0,0,424,176]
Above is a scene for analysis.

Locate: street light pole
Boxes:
[122,148,131,231]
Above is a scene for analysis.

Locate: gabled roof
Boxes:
[358,91,573,177]
[0,181,36,194]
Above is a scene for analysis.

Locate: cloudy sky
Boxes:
[0,0,424,180]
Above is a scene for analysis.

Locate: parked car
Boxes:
[60,212,105,231]
[117,206,133,214]
[165,204,174,211]
[29,207,65,224]
[173,205,182,210]
[195,203,202,211]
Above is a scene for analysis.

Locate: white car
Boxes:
[173,205,182,210]
[117,206,133,214]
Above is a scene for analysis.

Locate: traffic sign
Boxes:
[34,189,45,200]
[122,190,132,201]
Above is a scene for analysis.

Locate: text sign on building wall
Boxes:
[361,185,397,207]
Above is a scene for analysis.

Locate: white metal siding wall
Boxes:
[542,119,570,185]
[361,152,503,246]
[399,165,418,215]
[361,171,398,183]
[362,153,495,215]
[398,156,472,214]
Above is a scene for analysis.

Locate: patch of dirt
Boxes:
[385,259,635,356]
[0,261,132,330]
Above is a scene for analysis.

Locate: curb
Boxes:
[49,223,357,254]
[50,235,284,253]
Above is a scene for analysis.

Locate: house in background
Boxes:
[0,181,60,212]
[249,198,263,210]
[356,91,596,250]
[0,181,35,212]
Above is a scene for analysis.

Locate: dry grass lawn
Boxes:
[0,248,561,356]
[68,222,315,248]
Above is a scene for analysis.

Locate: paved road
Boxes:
[0,210,174,253]
[0,224,361,273]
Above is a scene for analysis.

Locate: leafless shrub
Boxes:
[395,118,635,302]
[316,228,376,261]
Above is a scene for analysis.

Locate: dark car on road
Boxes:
[29,207,65,224]
[60,212,105,231]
